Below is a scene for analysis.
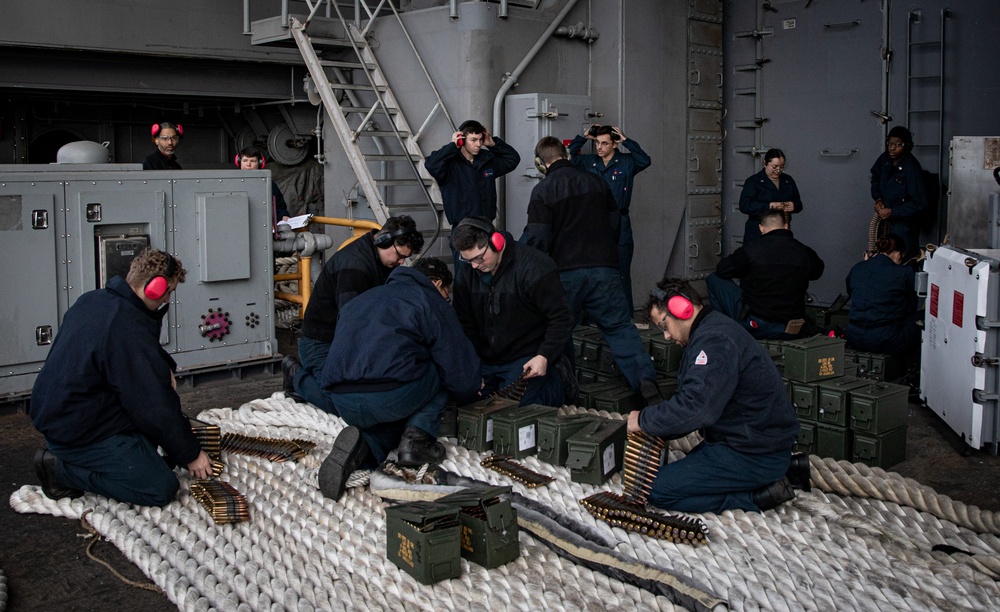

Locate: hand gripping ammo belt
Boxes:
[580,431,709,545]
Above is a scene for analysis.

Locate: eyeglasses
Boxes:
[459,246,488,265]
[392,244,410,262]
[886,140,906,149]
[654,314,670,333]
[766,163,785,171]
[157,135,180,142]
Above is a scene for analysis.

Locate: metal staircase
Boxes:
[249,0,456,257]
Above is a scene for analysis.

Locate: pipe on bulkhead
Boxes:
[553,21,598,42]
[491,0,582,229]
[273,230,336,257]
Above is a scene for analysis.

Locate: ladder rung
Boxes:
[377,179,434,187]
[908,74,941,80]
[330,83,386,91]
[319,59,375,70]
[366,154,420,162]
[734,119,766,128]
[734,64,763,72]
[910,40,942,46]
[341,105,398,115]
[907,109,942,114]
[734,88,757,96]
[308,37,354,48]
[389,203,443,212]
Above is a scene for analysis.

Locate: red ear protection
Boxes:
[456,217,505,252]
[235,153,265,169]
[144,254,178,301]
[667,295,694,320]
[151,123,184,137]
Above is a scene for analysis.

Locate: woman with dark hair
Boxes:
[870,126,927,259]
[738,148,803,244]
[845,233,920,356]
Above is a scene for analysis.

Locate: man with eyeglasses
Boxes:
[568,124,651,313]
[451,217,573,407]
[625,279,804,514]
[285,216,425,414]
[143,122,184,170]
[316,258,482,500]
[523,137,661,405]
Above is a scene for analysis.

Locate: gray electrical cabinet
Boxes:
[503,93,594,236]
[0,166,277,401]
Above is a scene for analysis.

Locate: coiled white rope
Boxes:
[0,567,7,612]
[9,393,1000,611]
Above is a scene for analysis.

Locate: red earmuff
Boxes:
[667,295,694,320]
[151,123,184,138]
[144,276,169,300]
[489,231,505,252]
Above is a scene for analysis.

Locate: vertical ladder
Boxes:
[287,0,455,255]
[905,8,951,184]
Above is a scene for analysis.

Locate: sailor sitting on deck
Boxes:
[627,279,810,513]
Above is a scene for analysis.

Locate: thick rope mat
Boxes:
[10,394,1000,611]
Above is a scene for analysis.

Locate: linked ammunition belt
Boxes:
[481,455,554,488]
[220,433,316,462]
[622,431,665,505]
[580,491,708,545]
[190,480,250,524]
[190,418,226,476]
[493,374,528,402]
[581,431,709,545]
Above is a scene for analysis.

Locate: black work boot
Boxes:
[752,477,795,511]
[281,355,303,402]
[786,452,812,492]
[318,427,370,501]
[32,448,84,500]
[395,426,446,468]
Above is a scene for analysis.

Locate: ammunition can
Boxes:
[575,367,600,385]
[385,501,462,585]
[648,336,684,374]
[816,423,850,461]
[593,387,645,414]
[782,335,845,382]
[816,377,871,427]
[790,381,820,421]
[578,381,627,410]
[456,397,520,452]
[795,420,818,455]
[536,414,603,465]
[657,374,679,400]
[438,486,520,569]
[573,326,605,371]
[439,403,458,438]
[849,382,908,434]
[866,352,906,382]
[851,426,907,469]
[565,419,628,485]
[491,404,559,459]
[596,347,622,376]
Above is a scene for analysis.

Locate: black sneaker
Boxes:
[785,452,812,492]
[318,427,369,501]
[395,426,446,467]
[32,448,84,500]
[752,477,795,511]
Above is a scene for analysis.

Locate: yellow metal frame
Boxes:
[273,217,382,319]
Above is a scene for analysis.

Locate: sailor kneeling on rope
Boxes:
[317,259,482,501]
[626,279,810,513]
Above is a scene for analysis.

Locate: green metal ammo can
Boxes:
[592,386,645,414]
[565,419,628,485]
[795,420,818,455]
[648,336,684,374]
[816,376,872,427]
[782,335,845,382]
[385,500,462,585]
[816,423,850,461]
[438,402,458,438]
[491,404,559,459]
[577,381,627,409]
[851,426,908,468]
[573,326,605,372]
[790,380,820,421]
[849,381,909,434]
[536,414,603,466]
[456,397,520,452]
[437,486,520,569]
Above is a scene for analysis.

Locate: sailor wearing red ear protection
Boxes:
[236,146,290,225]
[143,122,184,170]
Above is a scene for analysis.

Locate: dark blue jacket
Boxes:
[738,169,803,243]
[454,236,572,366]
[521,159,620,272]
[142,150,181,170]
[870,151,927,248]
[300,230,390,343]
[424,137,520,225]
[845,254,919,355]
[30,276,201,464]
[567,135,651,213]
[715,228,824,322]
[639,309,799,455]
[321,267,481,402]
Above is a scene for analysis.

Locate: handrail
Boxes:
[273,217,382,318]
